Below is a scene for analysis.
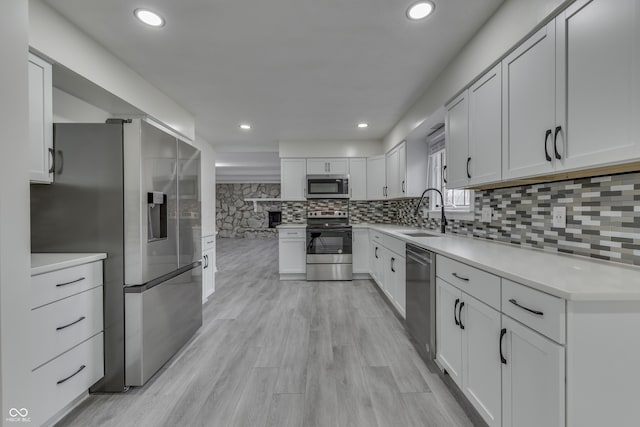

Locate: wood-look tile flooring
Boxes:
[58,238,472,427]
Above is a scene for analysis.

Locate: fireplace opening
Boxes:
[268,211,282,228]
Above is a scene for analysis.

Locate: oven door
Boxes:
[306,175,349,199]
[306,227,353,263]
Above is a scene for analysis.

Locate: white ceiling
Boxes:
[43,0,504,151]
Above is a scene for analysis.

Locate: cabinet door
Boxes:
[349,158,367,201]
[398,142,407,197]
[381,248,394,300]
[392,254,406,318]
[366,155,386,199]
[306,159,328,175]
[555,0,640,171]
[327,158,348,175]
[202,248,215,303]
[502,316,565,427]
[281,159,306,200]
[278,238,306,274]
[369,241,381,283]
[352,229,369,274]
[436,278,463,386]
[469,64,502,186]
[28,54,53,183]
[385,147,400,198]
[502,22,557,180]
[445,91,470,189]
[461,295,502,427]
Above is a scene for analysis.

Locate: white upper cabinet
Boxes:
[306,158,348,175]
[555,0,640,171]
[366,155,386,199]
[502,21,557,180]
[445,91,470,189]
[28,53,53,184]
[348,158,367,200]
[385,145,401,198]
[281,158,306,201]
[468,64,502,186]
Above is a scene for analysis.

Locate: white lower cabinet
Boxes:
[202,235,216,303]
[462,295,502,427]
[368,234,405,318]
[370,240,383,285]
[278,228,306,276]
[502,316,565,427]
[436,278,501,426]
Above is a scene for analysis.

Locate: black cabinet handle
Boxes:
[466,157,471,179]
[48,147,55,174]
[458,301,465,330]
[452,272,469,282]
[56,277,85,287]
[544,129,552,162]
[500,328,507,364]
[375,247,379,259]
[509,299,544,316]
[390,257,396,273]
[454,298,460,326]
[56,316,86,331]
[57,365,86,385]
[443,165,447,184]
[402,180,405,193]
[554,126,562,160]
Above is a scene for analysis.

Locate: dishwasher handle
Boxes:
[406,246,433,265]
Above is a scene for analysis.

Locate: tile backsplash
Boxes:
[283,171,640,266]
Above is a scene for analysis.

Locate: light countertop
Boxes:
[31,253,107,276]
[362,223,640,302]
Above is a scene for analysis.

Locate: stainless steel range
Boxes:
[306,211,352,281]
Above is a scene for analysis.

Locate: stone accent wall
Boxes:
[216,184,281,238]
[282,171,640,266]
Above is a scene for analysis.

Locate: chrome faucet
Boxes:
[414,188,448,234]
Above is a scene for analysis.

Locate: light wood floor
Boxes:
[58,238,472,427]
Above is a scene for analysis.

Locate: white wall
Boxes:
[384,0,569,151]
[0,0,32,422]
[279,140,383,158]
[29,0,195,141]
[52,88,110,123]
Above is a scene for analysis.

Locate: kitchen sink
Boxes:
[401,232,441,238]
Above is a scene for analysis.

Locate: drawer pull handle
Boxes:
[56,277,85,287]
[458,302,465,330]
[500,328,507,365]
[390,257,396,273]
[452,273,469,282]
[56,365,86,385]
[509,299,544,316]
[56,316,86,331]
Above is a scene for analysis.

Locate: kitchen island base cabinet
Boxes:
[352,229,370,276]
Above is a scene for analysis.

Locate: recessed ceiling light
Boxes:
[357,123,369,129]
[239,124,252,130]
[134,9,165,27]
[406,1,435,21]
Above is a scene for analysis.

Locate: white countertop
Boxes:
[362,223,640,302]
[31,253,107,276]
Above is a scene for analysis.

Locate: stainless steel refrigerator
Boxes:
[30,118,202,392]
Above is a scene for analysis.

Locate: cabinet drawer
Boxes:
[370,231,384,244]
[32,261,103,309]
[32,286,104,369]
[383,235,405,257]
[31,333,104,426]
[502,279,565,344]
[279,229,306,239]
[437,256,500,310]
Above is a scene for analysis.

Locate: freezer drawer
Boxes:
[125,265,202,386]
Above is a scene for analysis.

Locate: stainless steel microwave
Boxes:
[306,175,349,199]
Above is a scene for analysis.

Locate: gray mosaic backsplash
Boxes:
[283,172,640,266]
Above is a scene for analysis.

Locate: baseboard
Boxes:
[279,273,307,281]
[43,391,89,427]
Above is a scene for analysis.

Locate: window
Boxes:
[426,122,473,215]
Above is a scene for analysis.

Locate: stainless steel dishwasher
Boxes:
[406,244,437,369]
